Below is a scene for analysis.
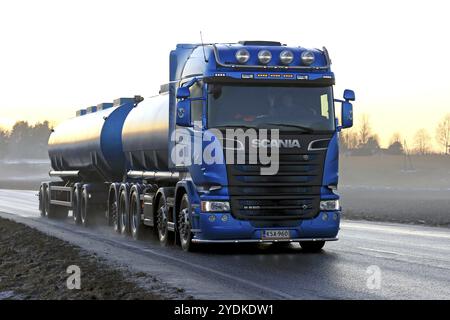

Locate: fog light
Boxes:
[208,215,216,222]
[333,213,338,221]
[322,213,329,221]
[221,214,228,222]
[320,200,340,211]
[235,49,250,64]
[279,50,294,65]
[258,50,272,64]
[301,51,315,66]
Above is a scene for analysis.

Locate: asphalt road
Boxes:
[0,189,449,299]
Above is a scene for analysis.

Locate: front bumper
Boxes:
[192,210,341,242]
[192,237,338,244]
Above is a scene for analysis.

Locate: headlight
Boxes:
[320,200,340,211]
[258,50,272,64]
[301,51,315,66]
[201,201,231,212]
[279,50,294,65]
[235,49,250,64]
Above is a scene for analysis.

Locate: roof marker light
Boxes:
[258,50,272,65]
[235,49,250,64]
[301,51,315,66]
[280,50,294,65]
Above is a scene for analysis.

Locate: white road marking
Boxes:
[357,247,422,258]
[342,222,450,240]
[344,234,450,252]
[352,247,450,270]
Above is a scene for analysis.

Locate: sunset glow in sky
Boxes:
[0,0,449,150]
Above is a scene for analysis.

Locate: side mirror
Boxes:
[343,89,355,101]
[177,87,190,99]
[176,99,191,127]
[341,101,353,129]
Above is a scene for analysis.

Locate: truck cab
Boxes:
[169,41,355,250]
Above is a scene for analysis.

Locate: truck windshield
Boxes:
[207,84,335,132]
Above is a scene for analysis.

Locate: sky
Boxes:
[0,0,449,150]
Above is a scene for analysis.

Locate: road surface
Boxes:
[0,189,449,299]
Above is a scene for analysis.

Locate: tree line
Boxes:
[1,114,449,160]
[340,113,450,155]
[0,121,52,159]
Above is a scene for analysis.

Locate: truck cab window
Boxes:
[189,81,203,125]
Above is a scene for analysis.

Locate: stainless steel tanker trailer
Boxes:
[39,41,354,252]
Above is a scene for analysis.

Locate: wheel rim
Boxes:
[178,196,193,249]
[179,207,191,246]
[120,194,127,234]
[157,205,168,241]
[131,195,139,234]
[73,192,78,222]
[111,200,119,232]
[45,189,50,217]
[81,194,87,223]
[39,187,45,216]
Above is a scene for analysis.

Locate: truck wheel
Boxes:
[119,188,130,235]
[300,241,325,253]
[80,188,90,227]
[72,187,82,225]
[156,197,169,246]
[108,186,120,233]
[39,185,46,217]
[178,194,197,252]
[130,187,145,240]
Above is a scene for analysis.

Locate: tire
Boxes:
[156,196,169,246]
[39,185,46,217]
[108,186,120,233]
[80,188,90,227]
[72,187,82,225]
[178,194,197,252]
[130,186,145,240]
[119,187,130,235]
[46,187,69,220]
[299,241,325,253]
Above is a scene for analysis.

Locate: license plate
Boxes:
[262,230,290,240]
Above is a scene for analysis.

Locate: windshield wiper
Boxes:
[261,123,315,133]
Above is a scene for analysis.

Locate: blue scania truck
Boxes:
[39,41,355,252]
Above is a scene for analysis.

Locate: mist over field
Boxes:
[0,153,448,226]
[339,155,450,226]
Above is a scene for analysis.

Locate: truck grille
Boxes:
[223,133,331,220]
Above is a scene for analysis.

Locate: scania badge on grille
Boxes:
[251,139,301,148]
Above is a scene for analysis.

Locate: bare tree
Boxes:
[389,132,402,145]
[386,132,404,155]
[0,128,9,159]
[436,113,450,155]
[358,114,372,146]
[414,128,431,155]
[340,128,359,150]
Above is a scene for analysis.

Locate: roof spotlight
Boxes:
[235,49,250,64]
[279,50,294,65]
[258,50,272,65]
[301,51,315,66]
